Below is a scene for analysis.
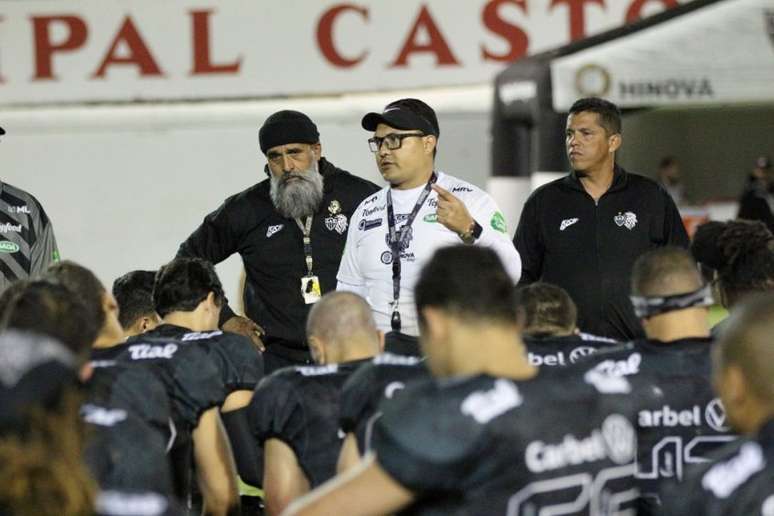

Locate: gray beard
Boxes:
[269,163,324,219]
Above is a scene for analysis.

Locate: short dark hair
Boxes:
[691,220,774,307]
[659,156,677,169]
[415,245,518,326]
[631,247,702,297]
[153,258,224,318]
[386,98,440,158]
[0,280,31,323]
[569,97,622,135]
[518,282,577,336]
[1,280,98,358]
[45,261,106,333]
[112,270,157,329]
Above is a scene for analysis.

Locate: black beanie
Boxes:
[259,110,319,154]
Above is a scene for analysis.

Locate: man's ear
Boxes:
[311,143,322,161]
[721,365,747,407]
[423,135,437,157]
[421,306,447,342]
[308,335,326,365]
[608,133,622,154]
[376,330,385,354]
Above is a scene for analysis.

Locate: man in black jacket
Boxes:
[178,111,379,372]
[514,97,688,340]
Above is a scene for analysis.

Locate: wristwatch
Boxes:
[459,220,483,245]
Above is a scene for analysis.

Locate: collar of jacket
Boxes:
[319,157,337,194]
[562,164,629,195]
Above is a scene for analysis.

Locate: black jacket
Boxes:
[514,166,689,340]
[177,158,379,351]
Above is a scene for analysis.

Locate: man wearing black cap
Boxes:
[177,110,379,373]
[738,155,774,233]
[337,98,521,355]
[0,125,60,293]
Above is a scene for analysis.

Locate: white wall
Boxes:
[0,87,494,305]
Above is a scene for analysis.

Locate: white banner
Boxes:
[0,0,690,106]
[551,0,774,110]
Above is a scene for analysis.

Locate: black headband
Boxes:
[630,284,714,319]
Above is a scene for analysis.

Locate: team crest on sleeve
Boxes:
[325,200,348,234]
[614,211,638,230]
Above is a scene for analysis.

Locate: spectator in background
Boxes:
[656,156,684,205]
[519,282,617,368]
[0,126,60,293]
[691,219,774,334]
[514,97,688,341]
[112,270,160,338]
[738,155,774,233]
[247,291,381,515]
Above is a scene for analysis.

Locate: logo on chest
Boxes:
[613,211,638,230]
[266,224,284,238]
[324,200,348,234]
[560,218,579,231]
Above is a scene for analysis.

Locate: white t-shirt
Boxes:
[336,171,522,336]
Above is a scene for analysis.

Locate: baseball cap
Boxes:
[755,156,771,169]
[362,98,439,137]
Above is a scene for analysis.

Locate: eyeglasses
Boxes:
[368,132,425,153]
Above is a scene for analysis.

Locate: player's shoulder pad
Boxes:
[378,376,514,464]
[372,352,423,367]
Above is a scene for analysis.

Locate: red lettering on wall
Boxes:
[31,15,88,80]
[190,10,242,75]
[390,5,459,68]
[93,16,163,78]
[481,0,529,62]
[317,4,369,68]
[550,0,605,41]
[625,0,678,22]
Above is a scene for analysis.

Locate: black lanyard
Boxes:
[386,172,437,331]
[294,216,314,277]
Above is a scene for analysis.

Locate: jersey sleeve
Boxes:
[336,200,368,289]
[465,190,522,284]
[513,192,544,285]
[372,380,484,493]
[214,333,264,392]
[170,346,226,429]
[29,198,59,276]
[247,373,303,448]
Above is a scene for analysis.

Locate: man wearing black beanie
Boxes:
[177,110,379,373]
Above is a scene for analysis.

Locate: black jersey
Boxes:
[177,159,380,352]
[247,360,368,488]
[339,353,429,454]
[662,420,774,516]
[578,337,737,509]
[82,363,174,496]
[134,324,264,394]
[373,367,639,515]
[90,340,225,501]
[524,333,619,368]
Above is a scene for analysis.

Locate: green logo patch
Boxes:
[0,241,20,253]
[423,213,438,223]
[52,250,61,262]
[490,212,508,234]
